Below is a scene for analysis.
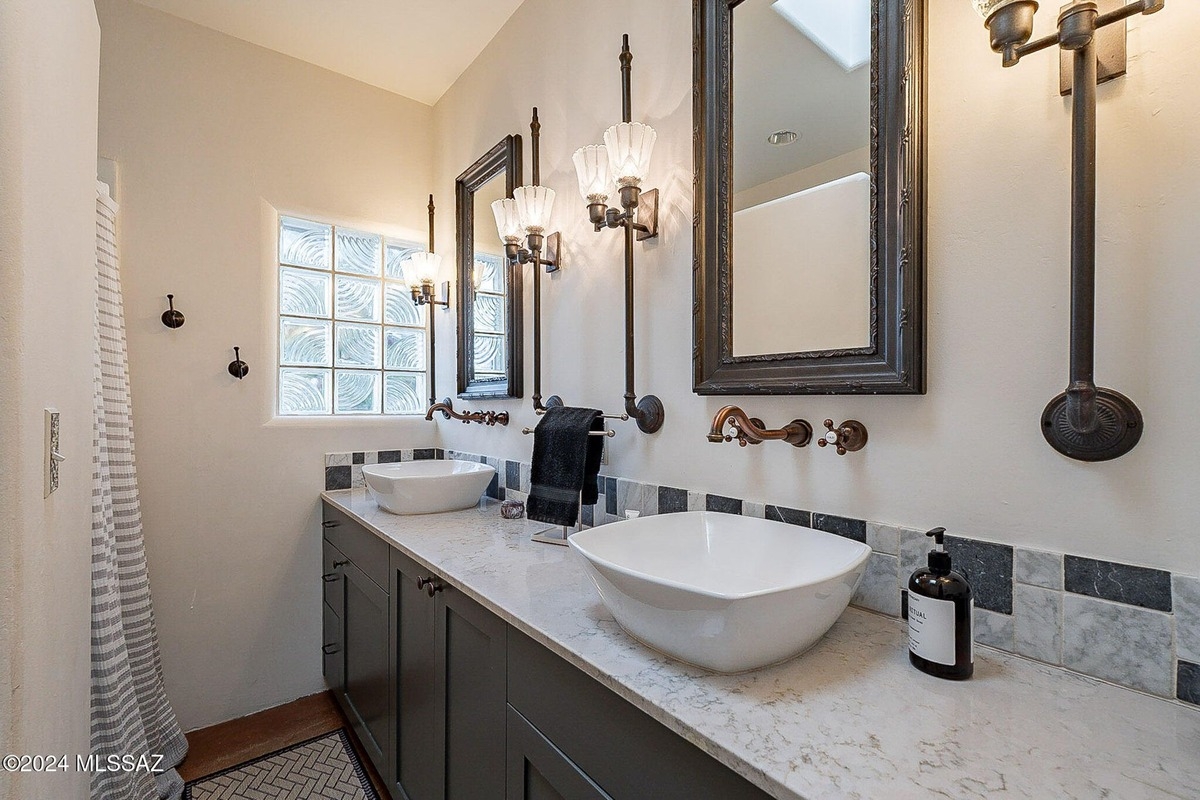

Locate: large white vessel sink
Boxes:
[362,460,495,515]
[568,511,871,673]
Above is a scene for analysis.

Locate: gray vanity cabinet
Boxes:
[506,707,612,800]
[322,509,392,783]
[321,501,772,800]
[390,547,507,800]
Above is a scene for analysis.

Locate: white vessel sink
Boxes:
[568,511,870,673]
[362,460,495,515]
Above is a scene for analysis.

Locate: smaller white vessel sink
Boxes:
[362,460,495,516]
[569,511,870,673]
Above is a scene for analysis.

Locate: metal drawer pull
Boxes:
[333,559,350,569]
[322,572,340,583]
[322,643,339,655]
[416,576,444,597]
[322,520,341,529]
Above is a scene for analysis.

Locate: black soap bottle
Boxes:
[907,527,973,680]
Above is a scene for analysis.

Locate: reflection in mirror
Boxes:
[456,135,523,399]
[732,0,871,356]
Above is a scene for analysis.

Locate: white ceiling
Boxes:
[130,0,528,106]
[733,0,870,193]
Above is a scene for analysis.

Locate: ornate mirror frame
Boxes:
[693,0,926,395]
[456,135,524,399]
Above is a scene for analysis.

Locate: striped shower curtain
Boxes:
[90,182,188,800]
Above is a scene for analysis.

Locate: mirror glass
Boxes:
[731,0,871,356]
[470,174,509,382]
[456,135,522,399]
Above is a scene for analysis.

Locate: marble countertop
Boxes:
[322,490,1200,800]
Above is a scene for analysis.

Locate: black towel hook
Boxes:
[227,347,249,380]
[161,294,185,329]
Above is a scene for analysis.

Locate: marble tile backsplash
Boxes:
[324,449,1200,709]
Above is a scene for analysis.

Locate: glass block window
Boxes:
[472,253,507,380]
[278,215,428,416]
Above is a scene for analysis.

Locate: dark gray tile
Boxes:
[581,504,594,527]
[945,536,1014,615]
[505,460,520,490]
[414,448,437,461]
[1179,661,1200,706]
[766,506,812,528]
[605,478,617,515]
[658,487,689,514]
[378,450,404,463]
[812,513,866,542]
[352,452,365,465]
[1064,556,1172,612]
[324,466,351,491]
[706,495,742,515]
[435,448,446,459]
[485,472,501,500]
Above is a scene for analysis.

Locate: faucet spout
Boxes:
[708,406,812,449]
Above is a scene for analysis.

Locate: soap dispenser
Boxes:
[907,527,973,680]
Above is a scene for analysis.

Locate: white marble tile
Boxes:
[1172,574,1200,664]
[325,452,351,467]
[687,490,706,512]
[899,526,929,578]
[1014,584,1063,665]
[616,479,658,517]
[401,449,414,462]
[742,501,766,519]
[1015,548,1064,590]
[1062,594,1174,697]
[362,451,378,465]
[974,607,1014,651]
[866,522,900,556]
[853,553,900,617]
[350,465,365,489]
[520,462,531,494]
[323,489,1200,800]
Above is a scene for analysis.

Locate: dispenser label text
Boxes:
[907,593,959,666]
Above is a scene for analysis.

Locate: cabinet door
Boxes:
[322,602,343,692]
[437,586,506,800]
[507,706,612,800]
[342,560,391,773]
[391,550,441,800]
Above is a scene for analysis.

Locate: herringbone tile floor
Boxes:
[186,729,377,799]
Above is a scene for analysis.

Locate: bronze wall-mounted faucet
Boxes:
[425,398,509,427]
[707,406,812,448]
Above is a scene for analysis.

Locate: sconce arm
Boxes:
[1010,0,1164,65]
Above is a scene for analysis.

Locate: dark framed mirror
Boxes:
[693,0,926,395]
[456,135,523,399]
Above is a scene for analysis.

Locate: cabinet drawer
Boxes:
[322,502,389,590]
[322,540,347,617]
[507,629,772,800]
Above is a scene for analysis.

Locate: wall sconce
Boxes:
[403,195,450,409]
[492,108,563,413]
[973,0,1163,461]
[571,35,664,434]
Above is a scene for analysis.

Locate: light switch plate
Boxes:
[44,409,60,498]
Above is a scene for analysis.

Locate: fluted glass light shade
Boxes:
[513,185,556,234]
[491,198,523,244]
[403,251,442,289]
[572,145,611,203]
[604,122,657,188]
[972,0,1029,19]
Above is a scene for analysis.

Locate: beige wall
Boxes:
[0,1,100,797]
[432,0,1200,576]
[96,0,438,731]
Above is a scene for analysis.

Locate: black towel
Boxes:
[527,406,605,528]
